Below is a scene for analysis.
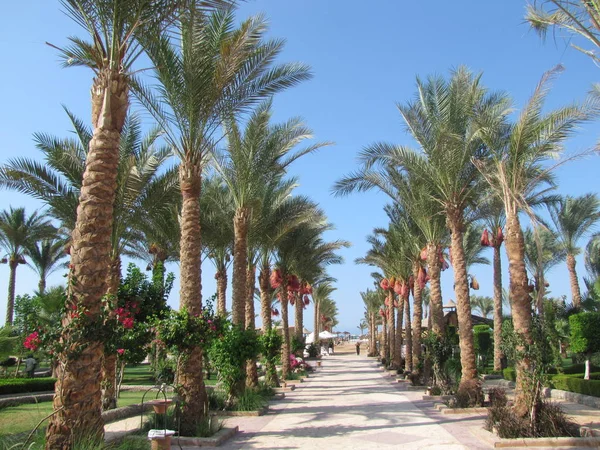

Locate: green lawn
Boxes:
[0,390,172,438]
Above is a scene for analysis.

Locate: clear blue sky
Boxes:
[1,1,599,332]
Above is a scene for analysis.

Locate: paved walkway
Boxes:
[207,350,493,449]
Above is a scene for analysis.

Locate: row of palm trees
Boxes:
[335,64,600,417]
[0,1,344,446]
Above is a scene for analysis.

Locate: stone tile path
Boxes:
[206,350,494,449]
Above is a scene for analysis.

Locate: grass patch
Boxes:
[0,391,172,438]
[121,365,217,386]
[0,431,151,450]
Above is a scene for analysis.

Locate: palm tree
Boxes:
[477,67,598,416]
[526,0,600,65]
[43,0,185,441]
[549,194,600,307]
[340,67,507,385]
[470,295,494,319]
[136,4,310,432]
[26,238,67,294]
[479,195,506,371]
[215,101,326,326]
[313,281,337,343]
[360,287,383,356]
[0,208,53,326]
[523,227,567,313]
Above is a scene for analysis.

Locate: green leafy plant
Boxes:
[234,387,268,411]
[259,329,282,387]
[208,323,260,403]
[569,312,600,379]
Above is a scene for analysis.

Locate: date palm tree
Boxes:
[526,0,600,65]
[314,280,337,343]
[340,67,507,385]
[549,194,600,307]
[477,67,598,416]
[136,4,310,432]
[0,208,54,326]
[43,0,187,441]
[523,226,567,313]
[470,295,494,319]
[26,237,68,295]
[214,100,326,326]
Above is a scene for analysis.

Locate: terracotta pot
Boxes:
[150,436,171,450]
[317,361,322,367]
[148,399,172,414]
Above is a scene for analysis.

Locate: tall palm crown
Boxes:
[0,208,53,326]
[214,100,326,325]
[550,194,600,306]
[470,295,494,319]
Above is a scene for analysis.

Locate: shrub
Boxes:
[290,336,305,356]
[306,343,318,358]
[502,367,516,382]
[547,363,600,375]
[451,379,484,408]
[234,388,268,411]
[549,375,600,397]
[486,401,579,438]
[488,387,507,407]
[0,377,56,395]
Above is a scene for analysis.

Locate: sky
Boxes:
[1,1,600,332]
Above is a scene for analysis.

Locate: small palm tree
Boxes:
[549,194,600,307]
[0,208,53,325]
[26,238,68,295]
[470,295,494,319]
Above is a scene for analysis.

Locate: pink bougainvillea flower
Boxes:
[117,348,125,355]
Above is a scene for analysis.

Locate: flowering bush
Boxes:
[289,354,313,373]
[23,331,40,351]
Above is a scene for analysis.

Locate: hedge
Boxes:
[503,367,516,382]
[0,378,56,395]
[549,375,600,397]
[547,363,600,375]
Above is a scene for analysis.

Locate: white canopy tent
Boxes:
[305,331,337,343]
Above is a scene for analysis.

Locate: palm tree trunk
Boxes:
[447,215,477,384]
[566,253,582,308]
[394,295,404,368]
[5,259,17,326]
[427,243,444,335]
[380,310,387,362]
[493,244,504,372]
[259,265,271,332]
[102,256,121,411]
[281,287,291,380]
[176,160,207,436]
[38,276,46,296]
[387,292,395,367]
[295,292,303,341]
[232,207,251,326]
[404,296,412,372]
[216,269,227,315]
[505,209,533,417]
[46,69,128,449]
[412,263,423,376]
[246,264,258,388]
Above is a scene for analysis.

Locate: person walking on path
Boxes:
[355,341,361,355]
[24,355,36,378]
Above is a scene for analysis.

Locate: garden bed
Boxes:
[493,436,600,448]
[210,405,268,416]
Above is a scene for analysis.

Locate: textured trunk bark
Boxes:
[232,207,251,326]
[5,259,17,326]
[246,264,258,388]
[566,253,582,308]
[216,269,227,315]
[46,69,128,450]
[102,256,121,411]
[281,285,291,380]
[394,295,404,368]
[38,277,46,296]
[387,292,395,367]
[259,265,271,332]
[295,292,303,341]
[427,242,444,335]
[493,245,504,372]
[404,296,412,372]
[176,159,207,435]
[412,263,423,375]
[447,213,477,384]
[380,311,387,362]
[505,209,533,417]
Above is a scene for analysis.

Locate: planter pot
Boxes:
[317,361,322,367]
[148,430,175,450]
[147,399,173,414]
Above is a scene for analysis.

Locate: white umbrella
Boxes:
[305,332,316,344]
[319,331,337,339]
